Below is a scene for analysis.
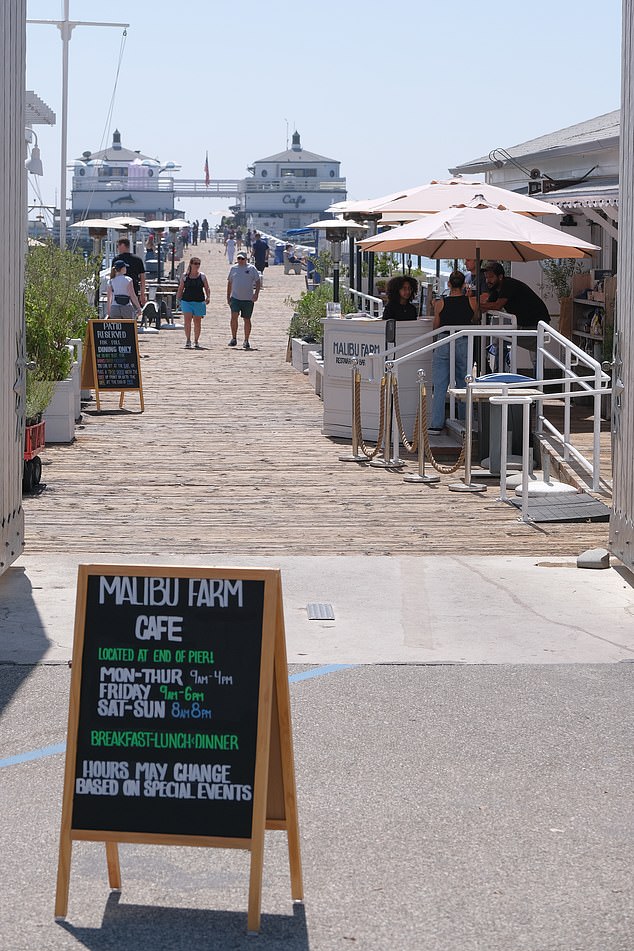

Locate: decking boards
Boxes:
[23,243,611,557]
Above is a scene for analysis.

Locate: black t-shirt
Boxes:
[113,252,145,296]
[437,295,474,327]
[493,277,550,329]
[252,239,269,269]
[382,301,418,321]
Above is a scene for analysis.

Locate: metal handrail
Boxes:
[366,319,610,492]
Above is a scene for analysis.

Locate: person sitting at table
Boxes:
[381,275,418,321]
[429,270,477,433]
[107,260,142,320]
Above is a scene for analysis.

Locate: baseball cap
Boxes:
[113,259,127,270]
[483,261,504,276]
[237,251,247,259]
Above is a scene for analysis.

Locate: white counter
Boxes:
[322,316,434,440]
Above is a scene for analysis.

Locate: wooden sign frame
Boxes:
[81,319,144,412]
[55,565,302,933]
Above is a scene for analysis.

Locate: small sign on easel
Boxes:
[81,319,144,411]
[55,565,302,933]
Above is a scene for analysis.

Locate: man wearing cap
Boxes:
[112,237,146,306]
[227,251,261,350]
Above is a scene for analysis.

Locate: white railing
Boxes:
[347,287,384,317]
[373,320,611,492]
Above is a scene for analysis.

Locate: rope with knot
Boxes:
[392,376,467,475]
[354,372,386,459]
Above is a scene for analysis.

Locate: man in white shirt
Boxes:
[226,251,261,350]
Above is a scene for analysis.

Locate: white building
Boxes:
[449,111,619,297]
[239,131,346,235]
[71,130,177,221]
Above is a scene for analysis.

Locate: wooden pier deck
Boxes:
[23,242,611,558]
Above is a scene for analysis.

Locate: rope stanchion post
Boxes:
[404,370,440,485]
[448,374,487,493]
[370,363,405,469]
[339,359,369,463]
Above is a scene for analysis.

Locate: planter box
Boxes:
[43,378,75,443]
[307,349,324,398]
[291,337,322,373]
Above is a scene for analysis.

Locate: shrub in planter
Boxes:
[25,240,94,388]
[25,375,56,426]
[286,284,356,343]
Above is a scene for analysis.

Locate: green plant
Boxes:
[287,283,355,342]
[25,240,94,382]
[25,375,56,425]
[540,259,584,300]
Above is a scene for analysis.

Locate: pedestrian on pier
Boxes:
[176,256,210,349]
[107,260,142,320]
[227,251,261,350]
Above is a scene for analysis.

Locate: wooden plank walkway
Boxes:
[23,242,611,557]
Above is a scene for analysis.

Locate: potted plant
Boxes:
[25,241,94,442]
[286,284,355,372]
[540,258,583,337]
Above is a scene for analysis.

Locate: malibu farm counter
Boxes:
[322,315,434,440]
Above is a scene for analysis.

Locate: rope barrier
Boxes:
[354,373,386,459]
[392,377,466,476]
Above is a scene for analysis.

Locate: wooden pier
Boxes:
[23,243,611,558]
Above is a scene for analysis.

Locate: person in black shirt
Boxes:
[480,263,550,329]
[381,275,418,321]
[430,270,477,432]
[113,238,146,305]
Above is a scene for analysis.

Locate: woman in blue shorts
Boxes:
[176,257,210,349]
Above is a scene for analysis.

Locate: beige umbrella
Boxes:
[70,218,119,230]
[107,215,147,229]
[374,178,563,222]
[358,202,598,261]
[328,188,421,217]
[164,217,190,229]
[303,217,368,231]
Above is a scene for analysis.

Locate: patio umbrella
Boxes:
[357,202,598,261]
[107,215,147,230]
[70,218,119,230]
[374,178,563,222]
[303,217,368,231]
[164,218,190,229]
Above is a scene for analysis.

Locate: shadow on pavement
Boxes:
[0,566,52,715]
[58,892,309,950]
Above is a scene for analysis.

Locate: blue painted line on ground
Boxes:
[288,663,358,683]
[0,741,66,769]
[0,663,358,769]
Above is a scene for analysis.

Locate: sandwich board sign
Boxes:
[55,565,302,932]
[80,319,144,412]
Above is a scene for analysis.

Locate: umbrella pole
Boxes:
[475,246,482,376]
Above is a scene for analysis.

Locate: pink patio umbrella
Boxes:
[374,178,563,222]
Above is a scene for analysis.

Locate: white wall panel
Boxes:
[609,1,634,571]
[0,1,26,575]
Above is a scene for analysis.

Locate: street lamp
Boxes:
[303,218,368,303]
[25,129,44,176]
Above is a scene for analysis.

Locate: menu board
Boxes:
[57,565,302,930]
[90,320,140,391]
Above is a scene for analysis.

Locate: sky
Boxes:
[26,0,623,225]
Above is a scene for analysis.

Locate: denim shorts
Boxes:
[180,300,206,317]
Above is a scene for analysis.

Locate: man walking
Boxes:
[112,237,146,306]
[251,231,269,285]
[227,250,261,350]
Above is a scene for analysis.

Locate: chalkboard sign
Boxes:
[81,320,144,411]
[56,565,302,932]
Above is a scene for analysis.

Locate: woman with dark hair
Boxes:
[429,270,476,433]
[381,275,419,321]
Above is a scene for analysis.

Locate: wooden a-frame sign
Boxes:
[55,565,303,933]
[81,319,144,412]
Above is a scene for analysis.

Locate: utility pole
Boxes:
[28,2,128,249]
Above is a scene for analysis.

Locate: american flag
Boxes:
[204,152,210,187]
